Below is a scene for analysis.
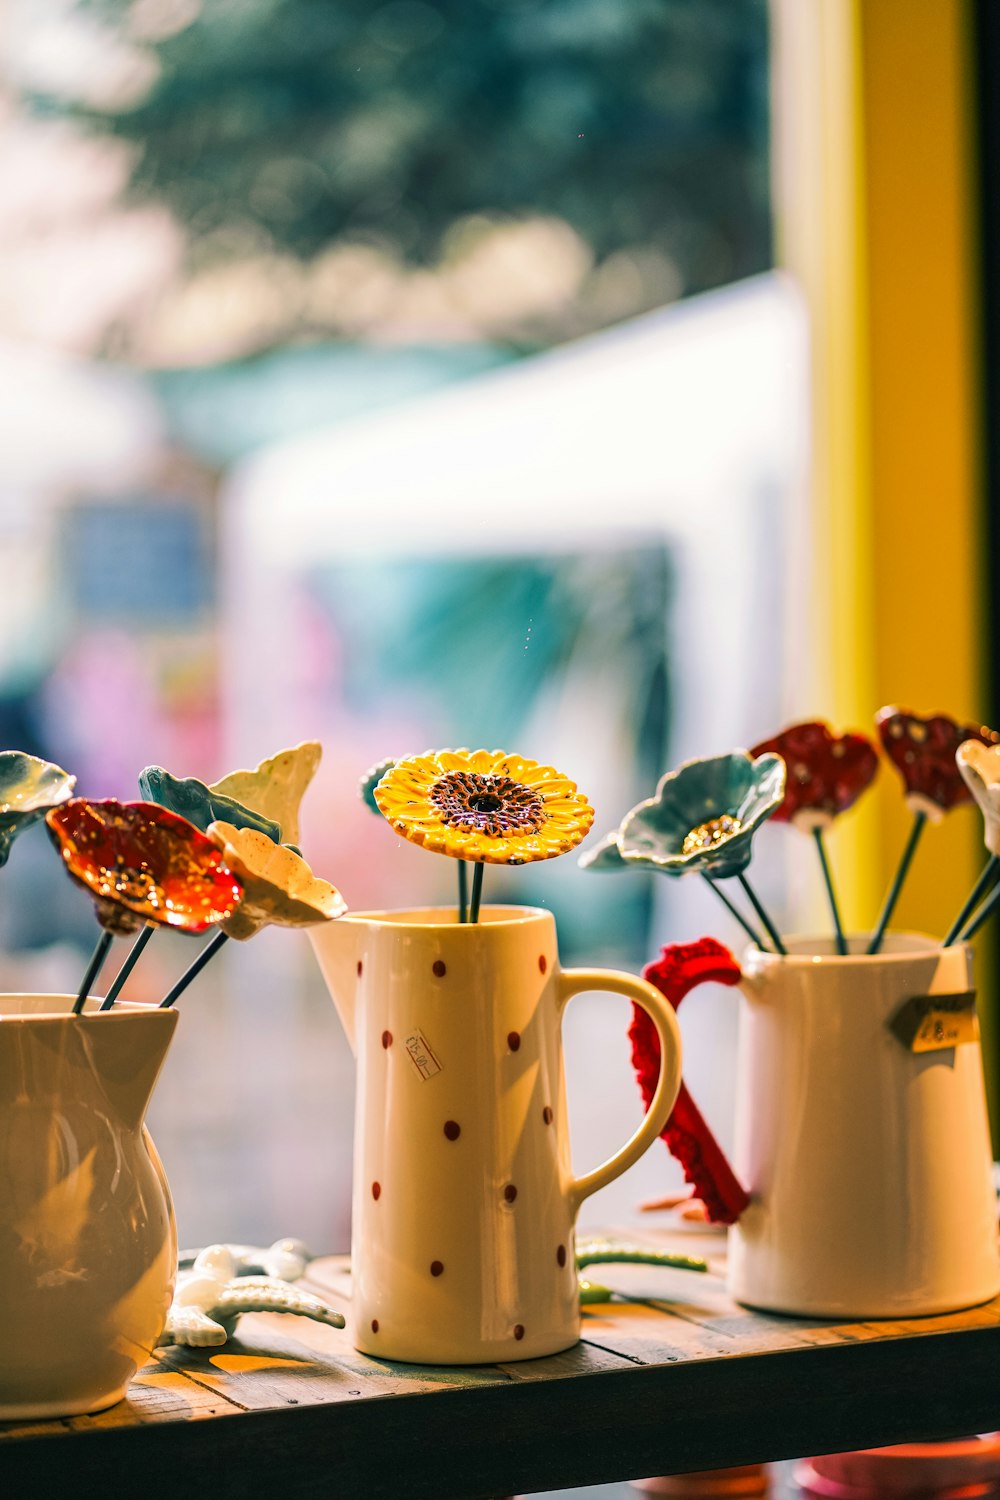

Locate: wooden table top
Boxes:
[4,1228,1000,1500]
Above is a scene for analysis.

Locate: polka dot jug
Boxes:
[310,905,683,1364]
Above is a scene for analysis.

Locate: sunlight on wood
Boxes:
[208,1354,311,1375]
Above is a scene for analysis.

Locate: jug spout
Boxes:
[308,920,359,1054]
[0,1001,178,1134]
[82,1007,179,1131]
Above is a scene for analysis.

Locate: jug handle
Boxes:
[631,937,749,1226]
[558,967,683,1216]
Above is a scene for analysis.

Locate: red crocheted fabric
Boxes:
[630,937,749,1225]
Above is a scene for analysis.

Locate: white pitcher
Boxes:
[0,997,178,1418]
[659,932,1000,1318]
[310,904,683,1364]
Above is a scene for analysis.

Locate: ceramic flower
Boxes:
[956,741,1000,854]
[139,766,282,843]
[208,741,321,848]
[618,750,785,879]
[577,830,631,871]
[0,751,76,867]
[207,820,346,940]
[374,748,594,865]
[45,799,243,937]
[359,757,397,814]
[749,721,878,832]
[876,707,999,821]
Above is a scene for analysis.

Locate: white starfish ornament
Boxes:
[157,1244,344,1349]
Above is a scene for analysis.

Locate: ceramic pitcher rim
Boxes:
[334,903,552,930]
[744,931,963,966]
[0,995,177,1023]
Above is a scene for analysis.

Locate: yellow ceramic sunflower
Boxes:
[373,749,594,865]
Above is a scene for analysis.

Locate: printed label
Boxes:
[889,991,979,1053]
[404,1029,442,1080]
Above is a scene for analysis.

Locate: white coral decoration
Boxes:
[956,741,1000,855]
[157,1243,345,1348]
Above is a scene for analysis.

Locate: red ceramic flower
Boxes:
[750,721,879,831]
[45,798,243,937]
[875,707,1000,820]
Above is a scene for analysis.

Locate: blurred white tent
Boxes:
[222,271,811,764]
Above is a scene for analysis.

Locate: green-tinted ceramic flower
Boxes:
[0,751,76,867]
[618,750,786,879]
[139,766,282,844]
[358,757,397,815]
[209,742,321,848]
[577,830,630,872]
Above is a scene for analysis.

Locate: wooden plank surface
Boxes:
[3,1232,1000,1500]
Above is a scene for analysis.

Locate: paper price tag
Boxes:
[404,1030,442,1080]
[889,991,979,1053]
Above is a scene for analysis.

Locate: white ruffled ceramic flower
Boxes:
[956,741,1000,854]
[210,741,322,847]
[207,820,346,940]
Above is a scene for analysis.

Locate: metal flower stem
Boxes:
[469,861,485,924]
[735,873,787,955]
[701,874,765,950]
[73,929,114,1015]
[99,923,156,1010]
[867,810,927,955]
[957,878,1000,943]
[458,859,468,924]
[813,827,847,955]
[159,930,229,1009]
[943,855,1000,947]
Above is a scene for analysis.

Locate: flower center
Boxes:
[96,854,165,910]
[430,772,545,838]
[682,814,742,855]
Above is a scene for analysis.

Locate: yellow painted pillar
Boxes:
[772,1,993,1115]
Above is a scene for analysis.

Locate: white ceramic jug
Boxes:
[656,933,1000,1319]
[310,904,683,1363]
[0,996,178,1418]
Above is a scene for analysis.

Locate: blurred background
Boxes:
[0,0,991,1254]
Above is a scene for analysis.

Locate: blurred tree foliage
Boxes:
[72,0,770,292]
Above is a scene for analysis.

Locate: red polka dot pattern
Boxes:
[507,1031,521,1052]
[356,960,363,977]
[539,955,547,974]
[504,1184,517,1203]
[444,1120,461,1140]
[557,1245,567,1267]
[542,1105,553,1125]
[430,1260,444,1277]
[372,1182,381,1200]
[381,1030,392,1048]
[432,959,447,977]
[514,1324,525,1340]
[371,1319,379,1333]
